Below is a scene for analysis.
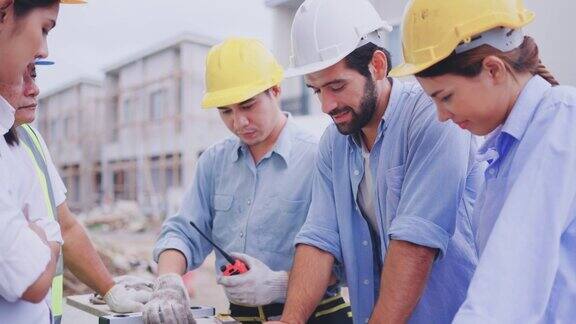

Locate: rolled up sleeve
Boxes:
[153,150,216,270]
[294,130,343,264]
[389,100,471,258]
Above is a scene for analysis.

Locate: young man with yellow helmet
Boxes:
[145,38,352,324]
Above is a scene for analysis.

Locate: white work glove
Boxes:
[143,273,196,324]
[217,253,288,306]
[114,275,154,290]
[104,276,153,313]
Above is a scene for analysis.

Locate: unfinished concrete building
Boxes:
[99,33,232,216]
[38,79,104,211]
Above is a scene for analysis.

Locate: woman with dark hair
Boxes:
[0,1,78,323]
[390,0,576,322]
[0,0,60,92]
[1,0,60,146]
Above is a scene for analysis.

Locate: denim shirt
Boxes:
[154,117,318,273]
[295,80,481,323]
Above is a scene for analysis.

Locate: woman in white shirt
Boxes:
[0,1,63,323]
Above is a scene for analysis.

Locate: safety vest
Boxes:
[17,124,64,324]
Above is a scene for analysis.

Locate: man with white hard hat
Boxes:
[268,0,482,323]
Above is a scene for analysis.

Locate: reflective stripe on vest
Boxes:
[16,124,63,323]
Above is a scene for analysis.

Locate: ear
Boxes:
[269,84,281,98]
[482,56,508,85]
[370,50,388,81]
[0,0,14,24]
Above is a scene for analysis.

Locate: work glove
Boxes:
[104,275,153,313]
[114,275,154,290]
[217,253,288,306]
[143,273,196,324]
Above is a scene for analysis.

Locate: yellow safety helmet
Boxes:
[389,0,535,77]
[201,37,284,109]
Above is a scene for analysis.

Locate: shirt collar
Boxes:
[477,75,551,162]
[501,75,551,141]
[0,95,15,135]
[348,79,404,148]
[230,112,293,166]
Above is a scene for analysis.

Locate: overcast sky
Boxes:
[37,0,275,93]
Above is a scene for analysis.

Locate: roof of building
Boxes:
[39,77,102,100]
[103,32,220,73]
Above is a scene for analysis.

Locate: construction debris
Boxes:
[64,201,158,296]
[79,200,152,233]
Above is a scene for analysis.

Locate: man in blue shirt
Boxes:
[269,1,482,323]
[144,38,352,324]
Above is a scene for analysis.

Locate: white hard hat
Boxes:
[285,0,392,78]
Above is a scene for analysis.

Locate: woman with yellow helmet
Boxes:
[391,0,575,322]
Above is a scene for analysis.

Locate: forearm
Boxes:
[370,240,436,324]
[281,244,334,324]
[158,249,188,276]
[22,242,61,303]
[62,221,114,295]
[59,204,114,296]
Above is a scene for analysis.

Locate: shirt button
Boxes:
[488,169,496,175]
[240,232,244,238]
[363,279,369,285]
[365,319,369,323]
[247,200,251,205]
[362,240,368,246]
[354,170,360,176]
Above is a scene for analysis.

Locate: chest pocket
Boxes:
[255,197,308,255]
[383,165,405,228]
[211,194,237,245]
[214,194,233,211]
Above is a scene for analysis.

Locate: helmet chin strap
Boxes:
[455,27,525,54]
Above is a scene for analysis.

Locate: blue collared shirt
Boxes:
[153,117,318,273]
[295,80,481,324]
[454,76,576,323]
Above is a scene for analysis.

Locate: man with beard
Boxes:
[267,0,482,323]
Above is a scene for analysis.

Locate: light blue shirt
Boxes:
[295,80,481,324]
[153,117,318,273]
[454,76,576,323]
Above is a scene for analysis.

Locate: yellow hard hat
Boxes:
[201,38,284,109]
[389,0,535,77]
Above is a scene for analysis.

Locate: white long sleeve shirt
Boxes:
[0,95,55,324]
